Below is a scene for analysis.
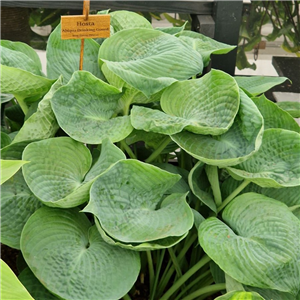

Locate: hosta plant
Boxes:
[1,10,300,300]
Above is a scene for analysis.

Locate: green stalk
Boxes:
[145,136,171,163]
[122,294,132,300]
[120,140,137,159]
[150,249,165,300]
[181,283,225,300]
[217,179,251,213]
[168,247,183,278]
[205,165,222,207]
[289,205,300,212]
[146,250,155,295]
[15,96,29,115]
[160,254,211,300]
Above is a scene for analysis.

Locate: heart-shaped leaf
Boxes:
[172,89,264,167]
[46,24,105,82]
[199,193,300,295]
[0,260,34,300]
[226,128,300,187]
[13,76,63,143]
[131,69,240,136]
[235,76,288,96]
[20,207,140,300]
[176,31,235,67]
[51,71,133,144]
[110,10,152,32]
[99,28,203,97]
[251,94,299,132]
[83,159,193,244]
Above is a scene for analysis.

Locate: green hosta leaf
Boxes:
[199,193,300,295]
[19,268,59,300]
[20,207,140,300]
[0,259,34,300]
[245,286,298,300]
[221,176,300,207]
[94,217,188,251]
[1,170,42,249]
[0,45,42,76]
[22,137,92,207]
[1,93,14,104]
[276,101,300,118]
[0,64,55,100]
[155,22,186,35]
[235,76,289,96]
[1,140,32,160]
[1,40,42,71]
[131,70,240,135]
[215,291,265,300]
[51,71,133,144]
[1,132,11,148]
[0,159,29,184]
[99,28,203,97]
[83,159,193,245]
[176,31,235,66]
[13,76,63,143]
[252,95,299,132]
[110,10,152,32]
[226,128,300,187]
[172,89,264,167]
[188,161,216,212]
[46,23,105,82]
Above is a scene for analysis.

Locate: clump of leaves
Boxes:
[1,10,299,300]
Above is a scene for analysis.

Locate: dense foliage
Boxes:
[1,10,300,300]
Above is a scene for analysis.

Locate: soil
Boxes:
[1,243,20,275]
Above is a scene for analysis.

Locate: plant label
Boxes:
[61,15,110,40]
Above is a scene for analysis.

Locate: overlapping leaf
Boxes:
[226,128,300,187]
[131,69,240,135]
[276,101,300,118]
[0,159,29,184]
[99,28,203,97]
[22,137,125,208]
[215,291,265,300]
[172,89,264,167]
[51,71,133,144]
[176,31,235,66]
[199,193,300,295]
[46,24,104,82]
[83,160,194,248]
[20,207,140,300]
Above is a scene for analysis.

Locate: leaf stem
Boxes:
[150,249,165,300]
[181,283,226,300]
[123,294,132,300]
[146,250,155,295]
[205,165,222,207]
[120,140,137,159]
[160,254,211,300]
[217,179,251,213]
[15,96,28,115]
[145,136,171,163]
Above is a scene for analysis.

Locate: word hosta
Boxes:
[1,10,299,300]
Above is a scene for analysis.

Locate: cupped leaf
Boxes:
[221,176,300,207]
[51,71,133,144]
[235,76,288,96]
[83,159,194,244]
[188,161,216,212]
[20,207,140,300]
[199,193,300,295]
[13,76,63,143]
[1,40,42,71]
[226,128,300,187]
[0,64,55,100]
[172,89,264,167]
[94,217,188,251]
[110,10,152,32]
[276,101,300,118]
[251,94,299,132]
[19,268,59,300]
[47,23,105,82]
[0,259,34,300]
[99,28,203,97]
[215,291,265,300]
[22,137,92,207]
[0,159,29,184]
[176,31,235,66]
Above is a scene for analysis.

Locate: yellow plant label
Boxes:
[61,15,110,40]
